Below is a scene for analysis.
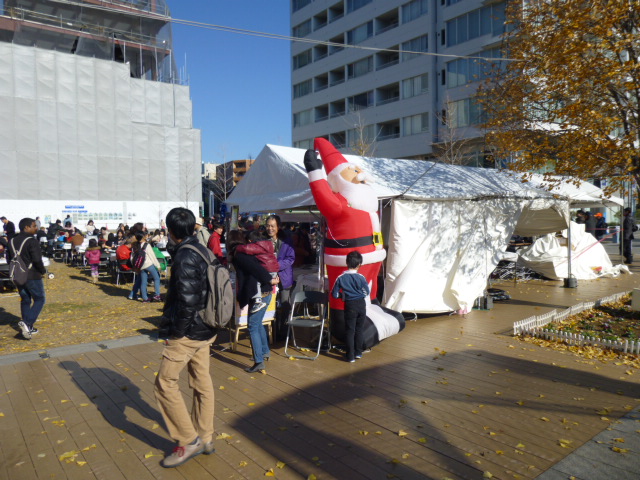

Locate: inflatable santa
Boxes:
[304,138,404,348]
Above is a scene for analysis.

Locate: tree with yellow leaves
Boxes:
[478,0,639,193]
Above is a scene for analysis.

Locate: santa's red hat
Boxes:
[314,138,347,175]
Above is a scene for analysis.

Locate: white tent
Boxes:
[227,145,615,313]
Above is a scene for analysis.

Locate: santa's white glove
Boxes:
[304,149,323,173]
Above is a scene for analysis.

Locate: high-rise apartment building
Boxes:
[0,0,201,228]
[290,0,506,164]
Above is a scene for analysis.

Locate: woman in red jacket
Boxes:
[207,222,226,265]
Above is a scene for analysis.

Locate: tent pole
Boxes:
[564,203,577,288]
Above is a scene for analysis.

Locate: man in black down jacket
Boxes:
[621,207,637,264]
[11,218,47,339]
[154,207,217,468]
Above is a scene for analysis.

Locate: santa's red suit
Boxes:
[306,138,386,311]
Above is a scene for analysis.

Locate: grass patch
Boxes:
[43,302,101,314]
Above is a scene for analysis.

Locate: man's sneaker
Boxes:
[203,440,215,455]
[30,328,39,336]
[250,300,267,314]
[161,437,204,468]
[355,354,362,359]
[18,321,31,340]
[152,295,162,302]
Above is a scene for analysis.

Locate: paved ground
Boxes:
[0,241,638,479]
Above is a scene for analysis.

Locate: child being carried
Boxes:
[235,230,280,313]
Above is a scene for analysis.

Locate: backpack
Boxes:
[182,244,234,329]
[9,237,32,287]
[131,243,147,271]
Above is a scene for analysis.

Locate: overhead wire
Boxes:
[48,0,524,63]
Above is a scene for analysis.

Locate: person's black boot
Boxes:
[245,362,265,373]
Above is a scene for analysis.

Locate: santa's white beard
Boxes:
[328,170,379,213]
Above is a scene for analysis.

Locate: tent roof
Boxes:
[227,145,567,211]
[514,173,623,208]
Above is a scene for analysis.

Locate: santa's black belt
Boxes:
[324,236,373,249]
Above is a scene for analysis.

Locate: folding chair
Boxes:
[114,259,136,285]
[284,290,328,360]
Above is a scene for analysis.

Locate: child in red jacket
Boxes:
[235,230,280,313]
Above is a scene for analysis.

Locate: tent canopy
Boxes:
[226,145,618,313]
[227,144,572,236]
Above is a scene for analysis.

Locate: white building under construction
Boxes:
[0,0,201,229]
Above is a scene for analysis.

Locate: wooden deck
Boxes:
[1,270,639,479]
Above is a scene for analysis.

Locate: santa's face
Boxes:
[340,165,365,184]
[328,164,378,213]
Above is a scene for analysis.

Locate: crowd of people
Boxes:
[2,208,369,468]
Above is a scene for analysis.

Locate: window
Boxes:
[293,50,312,70]
[402,113,429,136]
[347,21,373,44]
[402,74,429,99]
[292,0,312,13]
[446,2,506,47]
[347,57,373,79]
[347,0,372,13]
[448,99,483,128]
[401,35,428,61]
[446,48,503,88]
[347,125,376,147]
[293,109,313,127]
[348,91,374,111]
[294,139,313,149]
[292,19,312,38]
[402,0,428,23]
[293,79,312,99]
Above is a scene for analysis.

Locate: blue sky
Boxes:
[168,2,292,163]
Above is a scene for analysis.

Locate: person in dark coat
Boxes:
[594,213,607,241]
[11,218,47,339]
[1,216,16,240]
[154,207,217,468]
[621,207,636,264]
[584,212,596,237]
[227,229,279,373]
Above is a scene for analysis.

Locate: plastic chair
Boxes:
[284,290,328,360]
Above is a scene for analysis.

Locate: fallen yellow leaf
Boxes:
[239,461,248,467]
[59,450,79,462]
[540,417,550,422]
[276,461,286,469]
[216,432,231,440]
[483,472,493,479]
[418,438,427,443]
[76,461,87,466]
[558,439,573,448]
[612,447,629,453]
[265,469,275,476]
[359,430,369,436]
[398,430,408,437]
[308,475,317,480]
